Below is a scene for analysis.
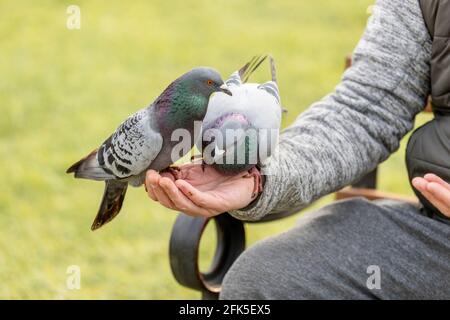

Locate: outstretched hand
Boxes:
[412,173,450,218]
[145,163,257,217]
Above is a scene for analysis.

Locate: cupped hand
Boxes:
[144,163,257,217]
[412,173,450,217]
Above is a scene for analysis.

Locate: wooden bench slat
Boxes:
[335,187,418,204]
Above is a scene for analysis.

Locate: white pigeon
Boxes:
[197,55,284,177]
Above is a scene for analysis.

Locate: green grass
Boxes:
[0,0,429,299]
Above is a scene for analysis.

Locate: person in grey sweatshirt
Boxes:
[145,0,450,299]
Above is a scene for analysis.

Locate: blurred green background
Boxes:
[0,0,431,299]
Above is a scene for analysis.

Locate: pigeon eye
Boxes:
[206,79,214,86]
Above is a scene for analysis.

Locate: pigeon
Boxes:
[67,67,232,230]
[198,55,283,178]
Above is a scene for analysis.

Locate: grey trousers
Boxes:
[220,198,450,299]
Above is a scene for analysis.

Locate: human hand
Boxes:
[412,173,450,218]
[144,163,260,217]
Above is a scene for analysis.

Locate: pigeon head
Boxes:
[153,67,232,133]
[181,67,232,97]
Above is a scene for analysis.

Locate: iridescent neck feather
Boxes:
[154,79,209,134]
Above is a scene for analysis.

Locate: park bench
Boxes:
[168,56,431,299]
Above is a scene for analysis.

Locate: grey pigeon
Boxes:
[67,67,232,230]
[198,55,283,176]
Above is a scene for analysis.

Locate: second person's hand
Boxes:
[412,173,450,217]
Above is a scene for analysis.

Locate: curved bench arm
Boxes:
[169,213,245,299]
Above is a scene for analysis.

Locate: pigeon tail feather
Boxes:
[239,55,268,83]
[269,55,277,83]
[66,149,114,181]
[91,180,128,231]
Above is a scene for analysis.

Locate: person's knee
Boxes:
[220,198,381,300]
[220,234,315,300]
[220,240,278,300]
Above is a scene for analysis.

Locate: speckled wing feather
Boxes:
[97,108,163,180]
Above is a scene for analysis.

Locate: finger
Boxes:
[412,177,428,191]
[154,185,176,209]
[145,170,160,201]
[146,184,158,201]
[423,191,450,217]
[423,173,450,191]
[159,177,214,217]
[426,182,450,211]
[413,179,450,216]
[160,177,187,210]
[147,174,175,209]
[417,187,447,212]
[175,179,225,212]
[427,181,450,200]
[412,177,441,205]
[146,170,161,187]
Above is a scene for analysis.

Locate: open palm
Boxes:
[145,163,256,217]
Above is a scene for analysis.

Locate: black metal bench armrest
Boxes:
[169,213,246,299]
[168,206,304,299]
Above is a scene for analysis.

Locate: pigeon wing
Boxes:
[98,108,163,179]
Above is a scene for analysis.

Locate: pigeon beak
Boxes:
[219,83,233,96]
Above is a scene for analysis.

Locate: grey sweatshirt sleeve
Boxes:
[230,0,432,221]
